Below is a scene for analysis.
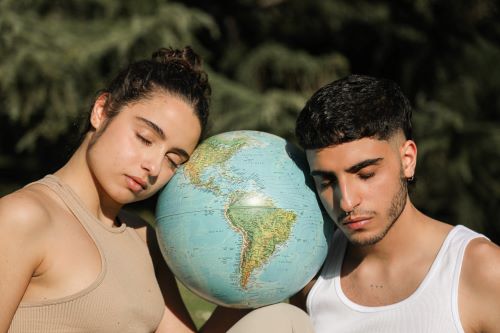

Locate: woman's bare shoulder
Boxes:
[0,185,54,284]
[0,185,54,233]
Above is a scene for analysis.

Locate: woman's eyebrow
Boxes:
[136,116,165,139]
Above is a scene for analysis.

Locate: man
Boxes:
[291,74,500,332]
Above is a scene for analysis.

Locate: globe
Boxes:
[155,130,332,308]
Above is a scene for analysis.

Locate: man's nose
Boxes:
[335,180,360,215]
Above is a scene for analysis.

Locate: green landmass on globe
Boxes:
[184,134,260,195]
[225,190,297,289]
[156,130,331,308]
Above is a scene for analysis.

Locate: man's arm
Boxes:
[459,237,500,333]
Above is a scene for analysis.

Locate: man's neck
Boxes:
[339,205,453,306]
[346,202,429,263]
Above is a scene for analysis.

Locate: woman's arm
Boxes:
[146,224,198,333]
[0,193,48,332]
[123,209,198,333]
[125,211,252,333]
[198,306,250,333]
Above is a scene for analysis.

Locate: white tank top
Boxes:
[306,225,485,333]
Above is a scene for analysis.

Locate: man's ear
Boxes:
[90,93,108,130]
[401,140,417,179]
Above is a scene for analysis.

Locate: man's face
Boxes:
[306,136,416,246]
[87,92,201,206]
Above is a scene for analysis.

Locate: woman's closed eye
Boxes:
[136,134,152,146]
[165,153,183,169]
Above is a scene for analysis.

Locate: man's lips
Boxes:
[342,216,372,230]
[343,216,371,224]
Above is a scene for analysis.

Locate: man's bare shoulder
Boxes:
[460,237,500,332]
[462,237,500,281]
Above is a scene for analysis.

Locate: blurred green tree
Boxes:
[0,0,498,243]
[175,0,500,242]
[0,0,218,184]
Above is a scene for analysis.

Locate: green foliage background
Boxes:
[1,1,499,241]
[1,0,499,326]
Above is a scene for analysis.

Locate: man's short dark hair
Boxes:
[295,74,412,149]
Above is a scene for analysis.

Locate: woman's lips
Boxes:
[126,175,147,192]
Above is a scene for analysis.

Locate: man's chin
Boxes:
[346,230,385,247]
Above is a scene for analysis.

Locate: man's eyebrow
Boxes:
[310,158,383,178]
[346,158,383,173]
[136,116,165,139]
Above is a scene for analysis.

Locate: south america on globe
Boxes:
[155,130,332,308]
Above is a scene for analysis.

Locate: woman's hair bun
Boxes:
[81,45,210,140]
[152,46,202,71]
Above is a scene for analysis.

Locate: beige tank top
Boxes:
[8,175,165,333]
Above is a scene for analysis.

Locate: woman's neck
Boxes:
[55,136,122,228]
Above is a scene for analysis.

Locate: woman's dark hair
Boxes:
[295,74,412,149]
[82,46,210,139]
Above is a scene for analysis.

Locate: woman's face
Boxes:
[87,92,202,206]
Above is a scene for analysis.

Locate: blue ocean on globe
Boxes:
[155,130,332,308]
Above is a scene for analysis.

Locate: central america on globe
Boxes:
[155,130,332,308]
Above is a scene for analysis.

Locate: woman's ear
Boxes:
[90,93,109,130]
[401,140,417,179]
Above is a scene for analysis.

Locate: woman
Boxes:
[0,46,210,332]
